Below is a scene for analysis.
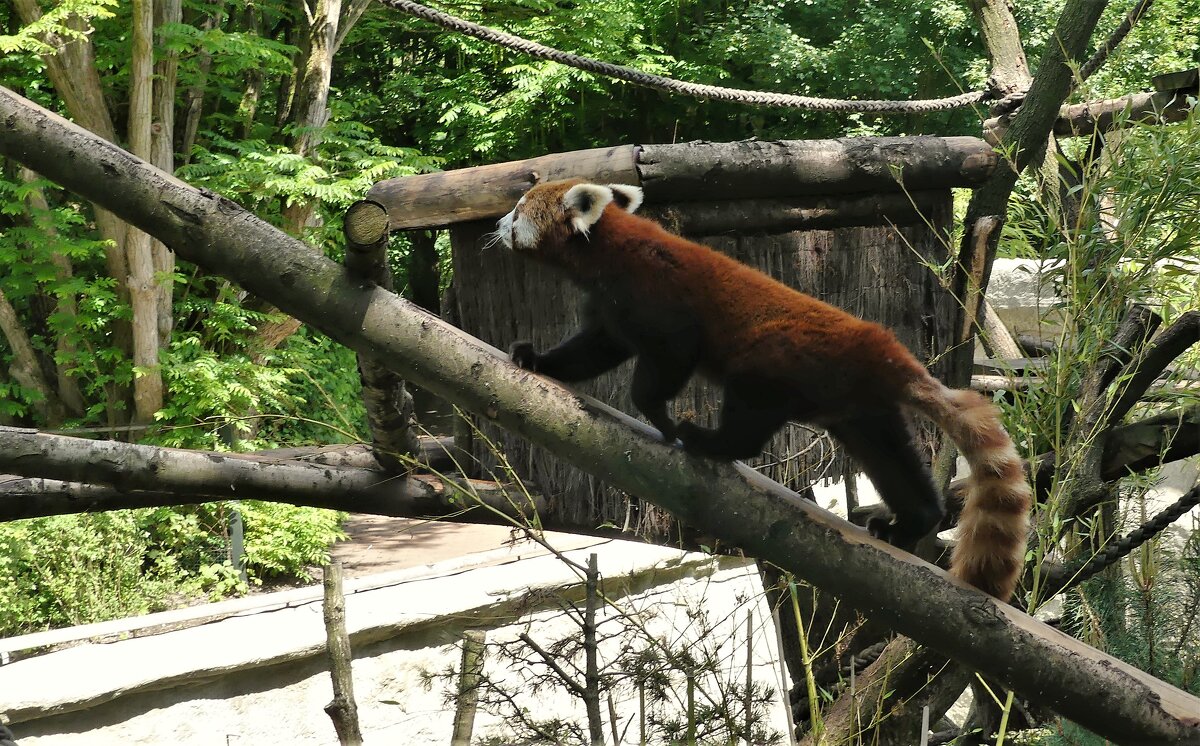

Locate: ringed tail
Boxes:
[904,375,1032,601]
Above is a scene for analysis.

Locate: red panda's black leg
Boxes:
[825,411,944,551]
[630,351,698,441]
[675,381,789,460]
[511,326,633,383]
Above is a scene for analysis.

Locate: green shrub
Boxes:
[0,512,174,636]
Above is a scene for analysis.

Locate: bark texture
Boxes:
[2,88,1196,742]
[127,0,164,423]
[322,562,363,746]
[0,427,552,529]
[366,138,994,230]
[367,146,640,230]
[343,208,421,472]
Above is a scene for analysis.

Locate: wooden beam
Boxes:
[637,136,996,201]
[985,88,1196,143]
[366,145,640,230]
[365,137,995,230]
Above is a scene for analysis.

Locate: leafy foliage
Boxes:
[988,110,1200,741]
[0,0,116,55]
[0,512,173,636]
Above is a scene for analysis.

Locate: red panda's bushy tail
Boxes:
[903,375,1031,601]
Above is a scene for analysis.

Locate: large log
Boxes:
[984,88,1196,143]
[0,427,550,527]
[366,145,640,230]
[637,136,995,201]
[365,137,995,229]
[2,86,1199,743]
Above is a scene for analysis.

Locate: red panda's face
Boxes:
[496,179,644,258]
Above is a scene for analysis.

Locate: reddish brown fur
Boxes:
[904,383,1031,599]
[511,180,1032,601]
[528,200,927,407]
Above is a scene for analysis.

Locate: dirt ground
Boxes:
[329,515,531,577]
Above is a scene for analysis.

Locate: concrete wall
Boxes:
[0,538,790,745]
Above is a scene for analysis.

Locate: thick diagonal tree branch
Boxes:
[1,86,1198,743]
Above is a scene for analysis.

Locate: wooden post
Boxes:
[343,199,420,473]
[451,630,486,746]
[322,562,363,746]
[583,552,604,746]
[744,610,754,745]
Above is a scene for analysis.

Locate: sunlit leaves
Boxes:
[0,0,117,55]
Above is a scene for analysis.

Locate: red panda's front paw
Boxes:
[509,341,539,372]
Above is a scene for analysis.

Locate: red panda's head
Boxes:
[496,179,644,259]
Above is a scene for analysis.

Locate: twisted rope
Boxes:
[1062,484,1200,591]
[379,0,988,114]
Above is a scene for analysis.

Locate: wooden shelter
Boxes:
[355,137,996,534]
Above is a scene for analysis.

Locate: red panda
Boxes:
[497,179,1031,601]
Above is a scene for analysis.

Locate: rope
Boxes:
[379,0,988,114]
[1062,484,1200,591]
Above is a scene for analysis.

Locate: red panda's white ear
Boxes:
[563,184,614,236]
[607,183,644,214]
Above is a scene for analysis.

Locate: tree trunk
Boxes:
[179,11,221,165]
[281,0,340,235]
[236,4,265,139]
[3,90,1198,742]
[253,0,375,354]
[11,0,133,424]
[151,0,182,346]
[0,291,66,425]
[965,0,1031,97]
[17,168,85,417]
[127,0,164,424]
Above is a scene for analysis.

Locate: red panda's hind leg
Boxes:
[826,411,945,551]
[676,380,791,460]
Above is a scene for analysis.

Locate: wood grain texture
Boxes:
[367,138,992,230]
[368,146,640,230]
